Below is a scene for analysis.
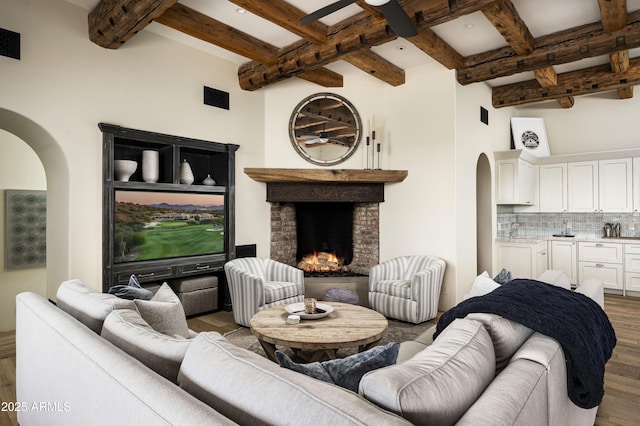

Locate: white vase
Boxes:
[114,160,137,182]
[180,159,194,184]
[202,174,216,186]
[142,150,159,183]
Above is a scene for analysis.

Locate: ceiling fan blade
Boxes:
[379,0,417,37]
[300,0,359,25]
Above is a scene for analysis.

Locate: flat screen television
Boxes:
[114,190,225,264]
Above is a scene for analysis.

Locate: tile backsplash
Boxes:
[497,205,640,239]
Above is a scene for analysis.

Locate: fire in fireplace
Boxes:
[297,250,350,273]
[295,202,353,275]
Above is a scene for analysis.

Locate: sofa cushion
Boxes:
[263,281,301,304]
[134,283,190,338]
[101,308,192,383]
[56,279,134,334]
[275,342,400,392]
[465,312,534,372]
[359,318,495,426]
[178,332,412,426]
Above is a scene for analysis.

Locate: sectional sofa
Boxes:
[15,276,605,425]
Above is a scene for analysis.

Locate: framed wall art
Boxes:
[511,117,551,157]
[5,189,46,270]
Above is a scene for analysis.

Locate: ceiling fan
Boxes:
[297,131,331,145]
[301,0,417,38]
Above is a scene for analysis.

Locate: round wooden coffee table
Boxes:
[250,302,388,363]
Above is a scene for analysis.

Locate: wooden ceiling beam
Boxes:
[297,68,344,87]
[459,9,640,85]
[156,3,278,64]
[481,0,534,55]
[598,0,633,100]
[534,67,575,108]
[228,0,327,45]
[492,56,640,107]
[88,0,178,49]
[483,0,573,107]
[598,0,628,32]
[409,27,464,69]
[343,50,405,86]
[238,0,494,91]
[231,0,403,87]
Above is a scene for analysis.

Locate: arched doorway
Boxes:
[476,153,492,274]
[0,108,70,300]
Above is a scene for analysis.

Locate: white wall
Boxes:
[1,0,265,303]
[454,83,514,301]
[515,94,640,155]
[0,130,47,331]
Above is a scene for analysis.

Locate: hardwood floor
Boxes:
[0,295,638,425]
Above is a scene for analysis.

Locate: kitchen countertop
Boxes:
[496,236,640,244]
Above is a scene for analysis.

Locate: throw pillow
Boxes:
[108,285,153,300]
[275,342,400,392]
[493,268,512,284]
[134,283,190,338]
[128,273,142,288]
[107,274,153,300]
[469,271,500,297]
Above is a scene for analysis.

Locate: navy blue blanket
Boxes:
[434,279,616,409]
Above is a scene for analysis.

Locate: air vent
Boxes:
[203,86,229,110]
[0,28,20,60]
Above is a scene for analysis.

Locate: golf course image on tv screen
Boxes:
[114,190,225,263]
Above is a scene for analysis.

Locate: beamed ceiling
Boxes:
[73,0,640,108]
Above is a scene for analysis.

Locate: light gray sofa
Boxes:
[16,276,605,425]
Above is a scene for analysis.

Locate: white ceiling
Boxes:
[66,0,640,89]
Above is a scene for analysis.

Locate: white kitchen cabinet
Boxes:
[567,159,632,212]
[578,241,624,291]
[539,163,567,212]
[536,246,549,278]
[568,161,599,212]
[624,243,640,294]
[598,158,632,212]
[496,241,547,279]
[495,151,537,206]
[633,158,640,212]
[550,239,577,283]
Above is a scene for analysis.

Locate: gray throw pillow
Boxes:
[108,274,153,300]
[493,268,512,284]
[134,283,190,338]
[108,285,153,300]
[275,342,400,392]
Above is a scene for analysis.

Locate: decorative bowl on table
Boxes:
[285,302,334,320]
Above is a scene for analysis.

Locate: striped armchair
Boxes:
[224,257,304,327]
[369,255,446,324]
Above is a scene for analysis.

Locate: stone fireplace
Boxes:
[245,168,408,303]
[270,201,379,275]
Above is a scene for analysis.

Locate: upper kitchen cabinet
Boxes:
[599,158,633,212]
[568,159,632,213]
[633,158,640,213]
[539,163,567,212]
[495,150,538,207]
[568,161,599,212]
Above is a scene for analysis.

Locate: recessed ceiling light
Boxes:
[463,23,474,29]
[236,8,247,14]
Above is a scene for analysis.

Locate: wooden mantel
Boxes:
[244,168,408,183]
